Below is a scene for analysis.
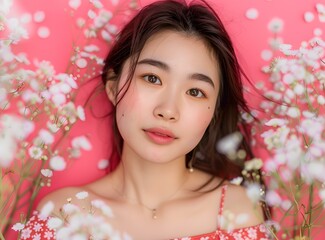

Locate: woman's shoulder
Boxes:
[220,183,265,229]
[37,186,89,214]
[37,175,116,214]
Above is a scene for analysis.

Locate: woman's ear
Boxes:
[105,69,117,105]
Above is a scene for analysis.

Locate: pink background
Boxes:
[4,0,325,239]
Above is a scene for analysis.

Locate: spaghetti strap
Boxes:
[217,185,228,229]
[218,185,228,217]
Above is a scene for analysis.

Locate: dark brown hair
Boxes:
[102,0,255,181]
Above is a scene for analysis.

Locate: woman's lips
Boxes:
[144,128,176,144]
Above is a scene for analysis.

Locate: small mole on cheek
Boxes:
[208,107,211,110]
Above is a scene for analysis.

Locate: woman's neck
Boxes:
[112,147,191,212]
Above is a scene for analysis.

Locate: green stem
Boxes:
[307,183,314,237]
[0,232,5,240]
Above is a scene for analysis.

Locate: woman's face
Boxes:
[108,30,220,164]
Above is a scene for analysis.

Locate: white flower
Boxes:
[244,158,263,171]
[91,199,114,217]
[268,17,284,33]
[317,95,325,105]
[286,107,300,118]
[265,118,287,127]
[69,0,81,10]
[319,189,325,207]
[281,200,292,211]
[77,106,85,121]
[90,0,103,9]
[52,93,66,106]
[266,190,282,207]
[88,9,96,19]
[12,222,25,231]
[230,177,243,185]
[28,146,43,160]
[50,156,66,171]
[7,18,29,42]
[97,159,109,170]
[36,60,55,78]
[293,84,304,95]
[101,30,112,41]
[72,136,92,151]
[316,3,325,22]
[76,58,88,68]
[216,132,243,155]
[235,213,249,225]
[84,45,99,52]
[0,133,16,167]
[246,8,259,20]
[47,122,60,133]
[62,203,79,214]
[41,169,53,177]
[40,201,54,218]
[75,191,89,200]
[299,118,324,139]
[305,161,325,182]
[245,183,262,204]
[47,217,63,229]
[39,129,55,144]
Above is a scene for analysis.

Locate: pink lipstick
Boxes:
[144,128,176,144]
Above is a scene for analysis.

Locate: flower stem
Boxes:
[307,183,314,237]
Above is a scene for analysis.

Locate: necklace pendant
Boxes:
[152,208,157,220]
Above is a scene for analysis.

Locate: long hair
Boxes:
[102,0,255,181]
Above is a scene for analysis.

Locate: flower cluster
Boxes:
[0,0,138,237]
[259,35,325,238]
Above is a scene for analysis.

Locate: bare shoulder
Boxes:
[37,186,87,215]
[222,183,264,228]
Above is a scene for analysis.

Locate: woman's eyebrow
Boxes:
[137,58,215,89]
[138,58,169,71]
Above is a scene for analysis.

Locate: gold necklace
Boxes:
[117,169,192,220]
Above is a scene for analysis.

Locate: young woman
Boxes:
[22,0,270,239]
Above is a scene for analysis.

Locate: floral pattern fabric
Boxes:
[20,213,55,240]
[21,185,270,240]
[172,224,269,240]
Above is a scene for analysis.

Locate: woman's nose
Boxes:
[153,94,180,121]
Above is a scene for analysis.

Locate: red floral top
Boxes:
[20,186,270,240]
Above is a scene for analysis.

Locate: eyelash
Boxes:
[186,88,206,98]
[141,74,207,98]
[142,74,162,85]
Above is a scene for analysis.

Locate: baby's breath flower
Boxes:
[216,132,243,155]
[244,158,263,171]
[77,106,85,121]
[319,189,325,207]
[97,159,109,170]
[91,199,114,218]
[75,191,89,200]
[47,217,63,229]
[72,136,92,151]
[62,203,79,214]
[286,107,300,118]
[266,190,282,207]
[50,155,66,171]
[246,183,262,204]
[230,177,243,186]
[41,169,53,177]
[39,129,54,144]
[28,146,43,160]
[40,201,54,218]
[268,17,284,33]
[69,0,81,10]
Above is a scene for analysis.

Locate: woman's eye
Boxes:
[187,88,206,98]
[143,74,161,85]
